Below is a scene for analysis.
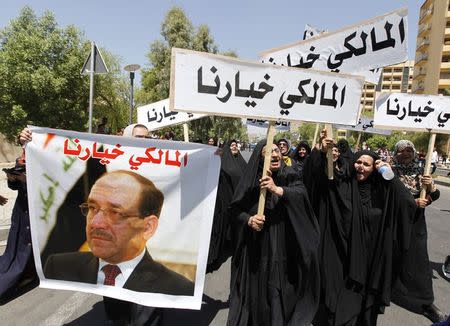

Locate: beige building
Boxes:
[361,61,415,114]
[294,61,415,140]
[412,0,450,95]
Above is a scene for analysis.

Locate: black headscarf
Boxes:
[206,140,247,273]
[221,139,247,190]
[354,150,379,162]
[337,138,354,161]
[227,139,320,326]
[291,140,311,163]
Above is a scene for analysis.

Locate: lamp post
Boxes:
[124,64,141,125]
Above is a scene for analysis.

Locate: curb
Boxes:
[435,179,450,187]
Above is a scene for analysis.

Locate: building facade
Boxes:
[413,0,450,95]
[361,61,414,114]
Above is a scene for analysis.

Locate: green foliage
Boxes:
[298,122,318,144]
[274,131,293,143]
[93,49,131,132]
[362,131,448,154]
[365,134,388,150]
[0,7,88,140]
[0,6,129,140]
[193,25,218,53]
[138,6,243,142]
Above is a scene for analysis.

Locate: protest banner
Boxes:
[375,92,450,198]
[334,116,392,135]
[170,48,364,125]
[374,92,450,134]
[303,24,328,40]
[246,119,290,137]
[26,126,220,309]
[260,8,407,84]
[301,23,382,84]
[137,98,206,131]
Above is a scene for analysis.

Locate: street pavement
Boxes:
[0,155,449,325]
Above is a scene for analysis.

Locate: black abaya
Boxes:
[303,149,416,326]
[0,160,39,304]
[227,140,320,326]
[391,162,440,314]
[207,141,247,273]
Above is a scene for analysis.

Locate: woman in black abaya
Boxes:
[391,140,447,323]
[227,140,320,326]
[207,140,247,273]
[0,155,39,304]
[304,135,416,326]
[290,140,311,180]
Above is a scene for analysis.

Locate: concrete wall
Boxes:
[0,133,22,163]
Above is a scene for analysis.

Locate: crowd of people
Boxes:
[0,124,449,325]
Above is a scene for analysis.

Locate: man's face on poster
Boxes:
[85,173,158,264]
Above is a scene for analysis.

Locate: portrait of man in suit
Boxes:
[44,170,194,296]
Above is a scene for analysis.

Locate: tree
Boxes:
[93,50,131,133]
[0,7,129,140]
[0,7,88,140]
[138,7,244,142]
[298,122,318,144]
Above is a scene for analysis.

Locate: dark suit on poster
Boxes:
[44,250,194,296]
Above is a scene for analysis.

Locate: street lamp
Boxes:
[124,64,141,125]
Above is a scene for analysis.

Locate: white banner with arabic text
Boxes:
[334,116,392,135]
[170,48,364,126]
[261,8,407,84]
[137,98,206,131]
[374,92,450,134]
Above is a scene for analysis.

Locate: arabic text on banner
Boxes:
[374,92,450,134]
[260,8,407,84]
[333,116,392,135]
[137,98,206,131]
[170,48,364,126]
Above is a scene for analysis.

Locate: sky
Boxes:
[1,0,423,85]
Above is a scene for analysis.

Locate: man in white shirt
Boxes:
[431,148,438,174]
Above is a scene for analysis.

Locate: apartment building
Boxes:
[412,0,450,95]
[361,61,414,114]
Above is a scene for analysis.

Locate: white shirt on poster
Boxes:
[97,249,145,287]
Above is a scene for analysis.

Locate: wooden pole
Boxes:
[420,132,436,199]
[355,132,362,151]
[326,124,334,180]
[446,134,450,159]
[183,123,189,142]
[312,123,320,147]
[257,121,277,216]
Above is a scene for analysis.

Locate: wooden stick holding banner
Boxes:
[312,123,320,148]
[355,132,362,151]
[183,123,189,142]
[420,131,436,199]
[257,121,276,216]
[325,124,334,180]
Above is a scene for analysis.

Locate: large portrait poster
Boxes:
[26,126,220,309]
